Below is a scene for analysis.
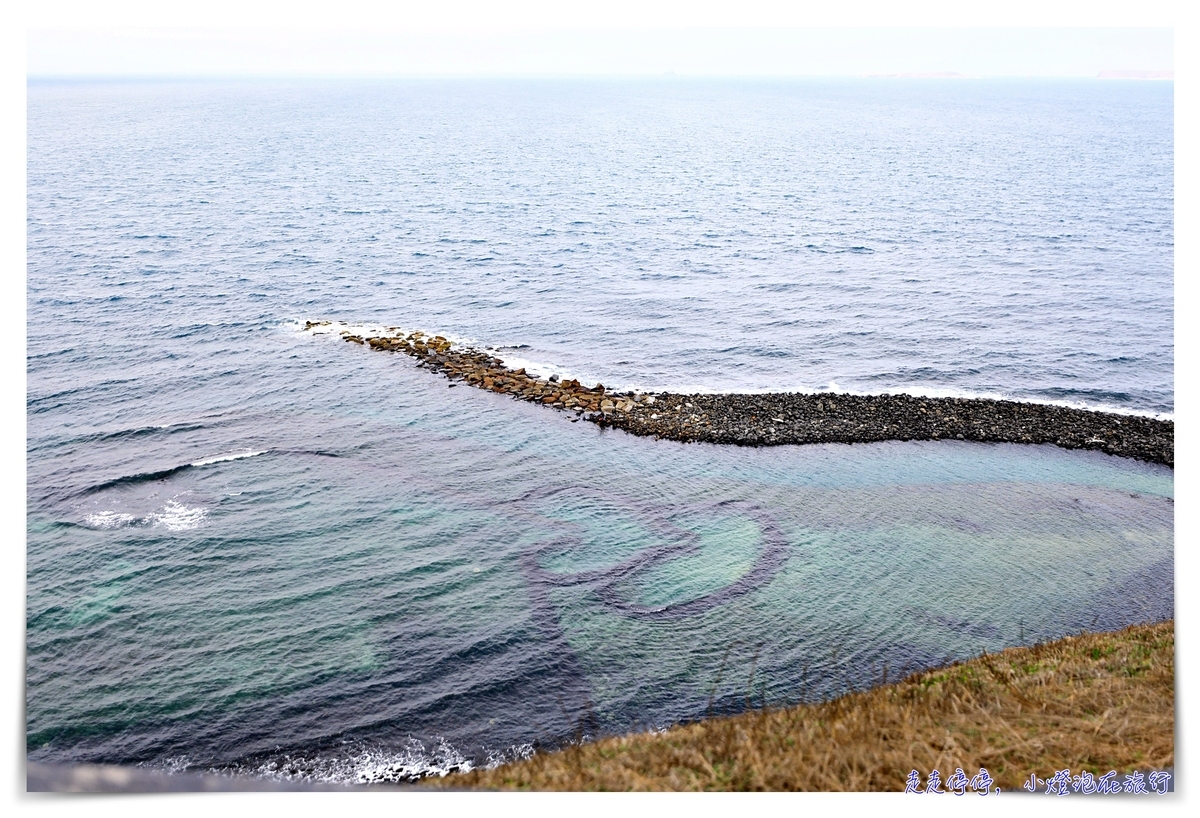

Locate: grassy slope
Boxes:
[435,621,1173,791]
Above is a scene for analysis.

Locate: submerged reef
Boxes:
[309,322,1173,468]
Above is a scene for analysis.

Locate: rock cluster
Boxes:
[308,321,1173,468]
[600,391,1173,468]
[309,322,641,415]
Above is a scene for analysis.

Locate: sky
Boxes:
[22,1,1179,79]
[26,27,1174,79]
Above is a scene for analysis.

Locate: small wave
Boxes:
[82,464,194,496]
[82,511,137,530]
[142,756,196,776]
[306,321,1173,420]
[212,738,540,787]
[80,449,269,497]
[353,740,473,785]
[302,320,477,348]
[81,499,208,532]
[484,352,578,383]
[67,422,208,447]
[478,350,648,393]
[314,321,644,393]
[243,738,500,786]
[146,500,208,532]
[304,320,400,338]
[271,448,342,459]
[640,382,1172,421]
[861,385,1174,421]
[190,449,267,467]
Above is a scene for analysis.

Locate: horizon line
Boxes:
[26,71,1176,82]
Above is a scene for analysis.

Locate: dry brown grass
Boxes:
[432,621,1173,791]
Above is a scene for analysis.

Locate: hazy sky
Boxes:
[24,1,1177,78]
[27,26,1174,78]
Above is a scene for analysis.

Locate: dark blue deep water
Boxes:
[26,78,1173,783]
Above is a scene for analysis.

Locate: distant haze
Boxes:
[28,27,1173,78]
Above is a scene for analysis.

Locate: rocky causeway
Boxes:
[310,322,1174,468]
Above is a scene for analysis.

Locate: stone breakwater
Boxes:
[310,322,1173,468]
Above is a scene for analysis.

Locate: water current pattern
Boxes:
[27,79,1172,784]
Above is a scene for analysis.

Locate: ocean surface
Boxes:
[26,78,1173,783]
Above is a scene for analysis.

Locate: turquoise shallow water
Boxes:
[26,335,1173,781]
[26,78,1172,784]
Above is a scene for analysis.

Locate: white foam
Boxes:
[865,385,1174,421]
[151,756,195,776]
[302,320,476,348]
[485,351,579,382]
[353,738,473,784]
[828,383,1172,421]
[190,449,267,467]
[147,500,208,532]
[83,510,136,530]
[236,737,538,786]
[308,320,398,338]
[637,381,1173,421]
[245,738,475,785]
[481,350,637,393]
[304,319,1173,420]
[484,743,535,769]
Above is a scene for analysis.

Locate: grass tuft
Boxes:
[430,621,1173,791]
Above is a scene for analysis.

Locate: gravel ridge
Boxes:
[310,322,1173,469]
[593,391,1172,468]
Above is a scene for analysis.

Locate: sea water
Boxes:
[26,78,1172,783]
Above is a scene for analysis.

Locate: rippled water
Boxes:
[27,78,1173,783]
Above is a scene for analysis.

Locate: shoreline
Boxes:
[309,322,1174,468]
[430,620,1173,792]
[27,621,1174,791]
